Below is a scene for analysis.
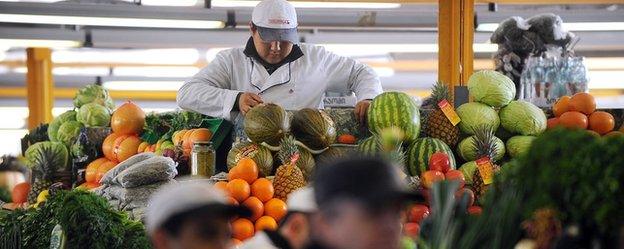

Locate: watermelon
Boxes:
[367,92,420,143]
[406,137,456,176]
[358,136,379,156]
[227,141,274,177]
[291,108,337,150]
[244,103,289,147]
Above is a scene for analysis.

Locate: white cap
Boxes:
[252,0,299,43]
[146,180,248,234]
[286,187,318,213]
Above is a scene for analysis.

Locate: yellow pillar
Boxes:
[26,48,54,129]
[438,0,475,103]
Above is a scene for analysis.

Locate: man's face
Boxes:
[152,217,234,249]
[251,25,293,64]
[314,201,403,249]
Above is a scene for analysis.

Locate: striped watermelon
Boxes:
[358,136,379,156]
[367,92,420,143]
[406,137,456,176]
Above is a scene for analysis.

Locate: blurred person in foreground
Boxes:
[146,181,251,249]
[307,157,424,249]
[241,187,318,249]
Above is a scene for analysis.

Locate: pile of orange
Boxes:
[549,93,622,137]
[80,157,118,189]
[216,157,287,242]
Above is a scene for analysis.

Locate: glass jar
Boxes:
[191,141,215,177]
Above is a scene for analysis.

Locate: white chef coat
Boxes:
[176,43,383,121]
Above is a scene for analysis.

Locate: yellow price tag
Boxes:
[437,100,461,126]
[475,157,494,185]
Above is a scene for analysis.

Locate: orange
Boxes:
[559,111,588,130]
[264,198,287,222]
[552,96,571,117]
[102,133,121,161]
[231,218,255,241]
[183,128,213,151]
[227,196,240,206]
[11,182,30,204]
[137,142,150,154]
[95,161,118,183]
[214,181,228,193]
[231,238,243,248]
[86,157,108,183]
[243,196,264,221]
[568,93,596,115]
[588,111,615,135]
[228,157,259,184]
[113,135,142,162]
[227,179,251,203]
[547,118,560,130]
[255,216,278,232]
[111,101,145,135]
[251,178,274,203]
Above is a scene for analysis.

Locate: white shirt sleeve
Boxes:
[176,51,241,120]
[320,46,383,101]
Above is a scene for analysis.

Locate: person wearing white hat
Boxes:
[240,187,318,249]
[177,0,382,123]
[146,181,250,249]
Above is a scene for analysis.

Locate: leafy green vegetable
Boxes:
[499,101,547,136]
[76,103,111,127]
[73,84,115,111]
[505,136,536,158]
[456,102,500,135]
[48,110,77,142]
[57,121,84,147]
[467,70,516,108]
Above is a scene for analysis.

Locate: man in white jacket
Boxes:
[177,0,383,123]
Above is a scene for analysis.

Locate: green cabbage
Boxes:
[499,101,547,136]
[73,84,115,111]
[506,135,536,158]
[457,135,505,162]
[467,70,516,108]
[456,102,500,135]
[77,103,111,127]
[48,110,77,142]
[57,121,84,147]
[25,141,69,170]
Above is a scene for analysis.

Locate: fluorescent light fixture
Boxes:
[114,66,199,77]
[588,71,624,89]
[372,67,395,77]
[0,38,81,48]
[0,14,224,29]
[320,43,497,57]
[53,67,110,76]
[140,0,198,6]
[53,49,200,65]
[211,0,400,9]
[104,80,183,91]
[477,22,624,32]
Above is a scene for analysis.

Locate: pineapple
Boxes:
[424,81,460,147]
[377,127,407,173]
[28,147,62,204]
[274,136,307,201]
[470,125,502,201]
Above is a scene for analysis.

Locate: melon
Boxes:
[315,146,351,165]
[227,141,274,177]
[296,147,316,181]
[291,109,337,150]
[367,92,420,142]
[406,137,456,176]
[244,103,289,147]
[358,136,379,156]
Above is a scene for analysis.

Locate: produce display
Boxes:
[548,92,622,137]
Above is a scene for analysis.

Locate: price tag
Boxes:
[475,157,494,185]
[437,100,461,126]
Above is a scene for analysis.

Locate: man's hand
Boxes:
[354,100,371,125]
[238,92,264,115]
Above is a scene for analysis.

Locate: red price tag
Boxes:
[437,100,461,126]
[475,157,494,185]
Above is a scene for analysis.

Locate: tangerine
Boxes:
[227,179,251,203]
[85,157,108,183]
[228,158,259,184]
[95,161,118,183]
[552,96,571,117]
[226,196,240,206]
[588,111,615,135]
[251,178,274,203]
[242,196,264,221]
[214,181,228,193]
[231,218,255,241]
[102,133,121,161]
[255,216,278,232]
[559,111,588,130]
[264,198,287,222]
[231,238,243,247]
[568,93,596,115]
